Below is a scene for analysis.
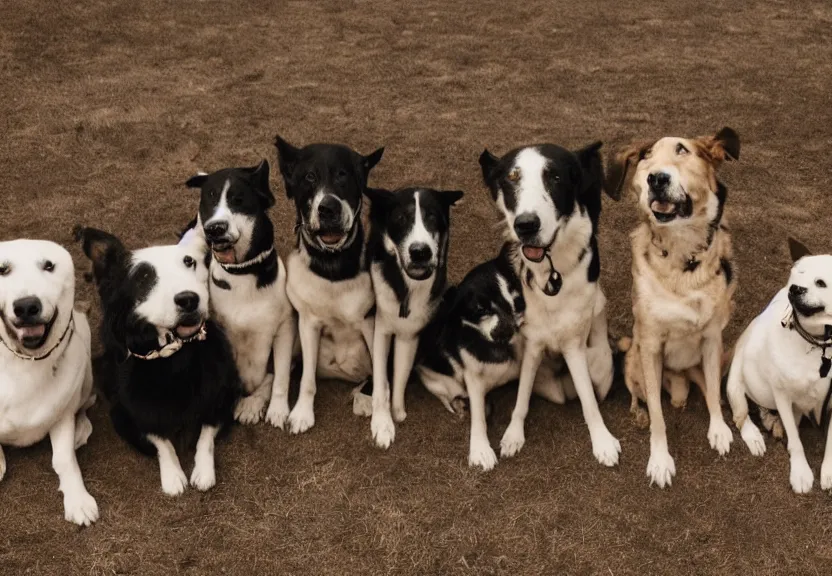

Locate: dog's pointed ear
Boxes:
[575,141,606,198]
[72,226,128,284]
[604,141,651,201]
[363,147,385,173]
[274,135,299,197]
[248,159,275,208]
[186,173,208,189]
[478,149,500,184]
[788,237,812,262]
[440,189,465,207]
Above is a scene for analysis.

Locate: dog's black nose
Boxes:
[409,243,433,265]
[790,284,807,297]
[13,296,42,321]
[513,212,541,238]
[647,172,671,190]
[205,221,228,239]
[174,291,200,312]
[318,195,342,222]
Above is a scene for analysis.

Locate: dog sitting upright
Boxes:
[275,136,384,434]
[186,160,296,428]
[727,238,832,494]
[364,186,463,448]
[478,141,619,467]
[0,240,98,525]
[605,127,740,488]
[77,227,240,496]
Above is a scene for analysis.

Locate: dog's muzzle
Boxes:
[789,285,825,317]
[6,296,57,350]
[204,221,238,264]
[404,243,435,280]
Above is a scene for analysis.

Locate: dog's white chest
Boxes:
[372,264,435,337]
[522,273,599,351]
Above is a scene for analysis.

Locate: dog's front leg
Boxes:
[361,314,375,362]
[820,408,832,491]
[190,425,219,491]
[371,324,395,448]
[391,335,418,423]
[288,314,322,434]
[772,390,813,493]
[146,434,188,496]
[266,318,297,430]
[500,340,545,458]
[49,413,98,525]
[562,343,621,466]
[466,374,497,471]
[640,342,675,487]
[702,333,733,455]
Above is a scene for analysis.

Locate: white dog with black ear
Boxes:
[0,240,98,525]
[727,238,832,494]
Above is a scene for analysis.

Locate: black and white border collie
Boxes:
[478,141,620,466]
[417,245,577,470]
[77,227,240,495]
[186,160,296,428]
[275,136,384,434]
[364,186,463,448]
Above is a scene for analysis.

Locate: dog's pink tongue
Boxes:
[651,201,676,214]
[522,246,545,261]
[214,248,235,264]
[175,324,201,339]
[16,325,45,339]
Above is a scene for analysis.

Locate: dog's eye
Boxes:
[507,168,521,183]
[227,193,242,207]
[183,255,196,269]
[423,212,437,226]
[676,143,689,155]
[336,169,348,180]
[305,171,317,183]
[549,171,561,183]
[817,279,827,288]
[0,263,9,276]
[42,260,55,272]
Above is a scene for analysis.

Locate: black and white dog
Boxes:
[478,141,619,466]
[186,160,296,428]
[77,227,240,495]
[275,136,384,434]
[364,186,463,448]
[417,245,575,470]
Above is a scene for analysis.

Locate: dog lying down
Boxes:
[77,226,240,496]
[0,239,98,525]
[727,238,832,494]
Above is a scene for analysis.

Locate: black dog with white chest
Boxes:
[275,136,384,434]
[364,186,463,448]
[76,226,240,496]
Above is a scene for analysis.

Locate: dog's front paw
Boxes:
[820,459,832,491]
[469,438,498,471]
[790,456,814,494]
[708,418,733,456]
[63,489,99,526]
[190,460,216,492]
[265,398,290,430]
[74,413,93,450]
[499,422,525,458]
[646,449,676,488]
[371,411,396,449]
[392,406,407,423]
[590,428,621,467]
[234,395,267,425]
[160,465,188,496]
[740,420,766,457]
[288,402,315,435]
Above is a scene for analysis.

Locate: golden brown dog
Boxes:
[605,127,740,488]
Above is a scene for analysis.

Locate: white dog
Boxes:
[727,238,832,494]
[0,240,98,525]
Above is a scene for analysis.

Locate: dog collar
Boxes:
[783,309,832,378]
[216,246,275,273]
[127,323,207,361]
[0,313,75,362]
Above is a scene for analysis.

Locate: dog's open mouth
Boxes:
[789,293,825,318]
[211,242,236,265]
[650,195,692,223]
[521,245,546,263]
[405,264,434,281]
[174,315,204,340]
[318,232,345,246]
[11,314,56,350]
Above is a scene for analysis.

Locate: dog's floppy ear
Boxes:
[72,226,129,285]
[186,173,208,189]
[478,149,500,185]
[698,127,740,164]
[363,186,391,208]
[575,141,606,198]
[788,237,812,262]
[604,141,651,201]
[247,159,275,208]
[274,135,299,197]
[362,147,385,173]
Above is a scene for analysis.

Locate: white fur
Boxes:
[190,424,219,491]
[399,191,439,270]
[0,240,98,525]
[508,149,559,245]
[147,434,188,496]
[727,254,832,494]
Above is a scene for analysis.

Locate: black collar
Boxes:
[0,313,75,361]
[783,310,832,378]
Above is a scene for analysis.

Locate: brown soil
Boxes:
[2,1,832,574]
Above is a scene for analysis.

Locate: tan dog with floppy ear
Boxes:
[606,127,740,488]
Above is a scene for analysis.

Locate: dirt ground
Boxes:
[2,0,832,574]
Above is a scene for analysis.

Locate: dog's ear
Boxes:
[363,187,391,208]
[698,127,740,164]
[72,226,128,285]
[439,189,465,207]
[186,173,208,189]
[575,141,606,198]
[274,135,299,197]
[788,237,812,262]
[478,149,500,185]
[247,159,275,208]
[604,141,651,201]
[362,147,385,174]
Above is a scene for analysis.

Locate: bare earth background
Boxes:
[2,0,832,574]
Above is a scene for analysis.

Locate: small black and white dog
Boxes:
[275,136,384,434]
[417,245,573,470]
[364,186,463,448]
[478,141,619,466]
[186,160,296,428]
[77,227,240,495]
